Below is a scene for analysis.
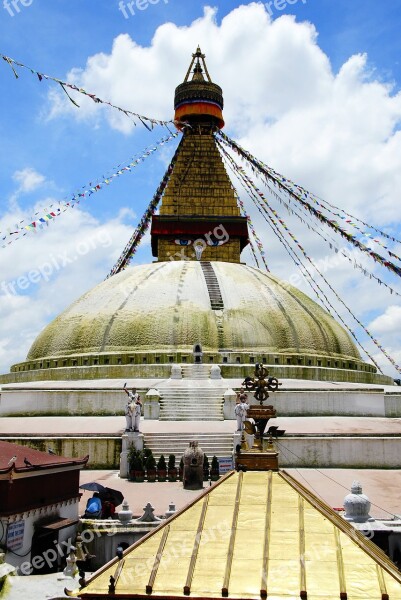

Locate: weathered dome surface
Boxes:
[27,261,360,361]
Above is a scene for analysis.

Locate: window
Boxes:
[142,357,147,363]
[156,357,160,364]
[275,358,279,365]
[117,358,122,365]
[250,357,255,364]
[287,358,291,365]
[209,356,214,362]
[298,359,302,365]
[72,360,77,366]
[223,357,228,363]
[182,356,187,363]
[236,357,241,364]
[168,356,174,363]
[94,359,99,366]
[317,360,322,367]
[308,360,312,366]
[104,358,110,365]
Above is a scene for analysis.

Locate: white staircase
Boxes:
[200,261,224,310]
[143,432,233,460]
[181,364,211,379]
[159,385,224,420]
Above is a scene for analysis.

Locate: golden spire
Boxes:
[150,49,249,263]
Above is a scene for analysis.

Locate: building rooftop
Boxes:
[0,440,88,474]
[70,470,401,599]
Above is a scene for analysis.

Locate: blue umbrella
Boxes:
[79,482,106,493]
[80,482,124,507]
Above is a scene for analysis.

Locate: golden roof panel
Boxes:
[71,470,401,599]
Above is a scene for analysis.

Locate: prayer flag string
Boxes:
[217,131,401,280]
[106,136,184,277]
[251,166,401,299]
[1,133,180,249]
[1,53,175,131]
[231,186,269,271]
[217,139,401,374]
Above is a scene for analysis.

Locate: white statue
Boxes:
[123,384,142,432]
[234,393,249,432]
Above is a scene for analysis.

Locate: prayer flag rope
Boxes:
[1,133,179,249]
[106,137,184,277]
[1,53,175,131]
[232,187,269,271]
[304,192,401,246]
[218,140,401,374]
[228,153,401,299]
[217,131,401,280]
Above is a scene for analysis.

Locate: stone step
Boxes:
[160,401,223,406]
[157,376,225,419]
[159,395,224,401]
[143,432,234,459]
[159,417,223,421]
[200,261,224,311]
[145,435,232,441]
[145,433,233,440]
[159,391,223,396]
[144,440,232,447]
[160,402,223,413]
[159,415,224,421]
[160,404,222,409]
[160,408,223,412]
[159,415,224,420]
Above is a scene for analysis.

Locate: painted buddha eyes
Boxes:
[174,239,227,247]
[175,239,192,246]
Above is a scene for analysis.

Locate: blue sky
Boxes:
[0,0,400,375]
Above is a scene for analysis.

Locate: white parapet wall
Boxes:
[276,436,401,468]
[1,380,399,417]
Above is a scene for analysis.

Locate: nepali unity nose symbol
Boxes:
[194,241,205,260]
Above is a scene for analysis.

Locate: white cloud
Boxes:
[369,305,401,335]
[47,4,401,226]
[12,168,46,194]
[0,202,137,373]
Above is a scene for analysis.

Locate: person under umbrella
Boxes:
[83,492,102,519]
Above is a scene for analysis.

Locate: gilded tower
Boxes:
[151,47,249,263]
